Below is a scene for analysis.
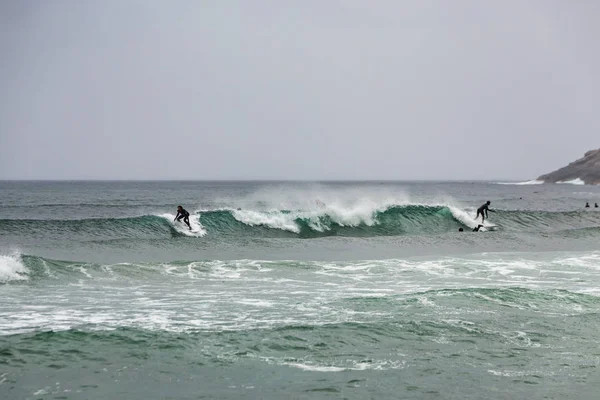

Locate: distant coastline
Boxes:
[536,149,600,185]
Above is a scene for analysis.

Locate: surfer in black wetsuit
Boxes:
[476,201,491,223]
[459,225,483,232]
[175,205,191,230]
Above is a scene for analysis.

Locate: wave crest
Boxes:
[2,203,600,239]
[0,253,29,283]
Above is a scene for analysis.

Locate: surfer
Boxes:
[585,202,590,208]
[476,201,491,222]
[458,225,483,232]
[596,203,599,208]
[174,205,191,230]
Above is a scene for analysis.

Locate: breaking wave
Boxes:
[1,204,599,239]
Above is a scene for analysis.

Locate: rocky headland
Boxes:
[537,149,600,185]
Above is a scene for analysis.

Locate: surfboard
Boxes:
[178,221,199,233]
[479,221,497,232]
[158,213,206,237]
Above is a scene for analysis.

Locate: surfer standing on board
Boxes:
[174,205,192,230]
[476,201,491,223]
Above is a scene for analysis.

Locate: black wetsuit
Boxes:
[175,208,191,229]
[476,203,489,222]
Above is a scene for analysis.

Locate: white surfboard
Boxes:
[158,213,206,237]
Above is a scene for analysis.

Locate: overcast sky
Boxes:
[1,1,599,180]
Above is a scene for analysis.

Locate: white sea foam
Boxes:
[448,206,495,231]
[285,363,346,372]
[261,356,406,372]
[231,209,300,233]
[280,359,406,372]
[553,253,600,270]
[0,253,29,282]
[495,180,544,185]
[230,196,465,233]
[557,178,586,185]
[3,251,600,335]
[498,178,587,185]
[487,368,553,377]
[209,184,491,233]
[208,181,508,235]
[231,201,393,233]
[157,213,206,237]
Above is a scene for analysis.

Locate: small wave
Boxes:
[495,180,544,185]
[19,251,599,280]
[0,215,205,239]
[557,178,586,185]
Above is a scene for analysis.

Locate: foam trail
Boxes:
[0,253,29,282]
[158,213,206,237]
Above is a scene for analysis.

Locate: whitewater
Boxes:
[2,180,600,400]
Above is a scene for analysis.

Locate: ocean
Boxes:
[1,180,600,399]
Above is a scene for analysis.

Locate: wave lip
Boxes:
[3,203,600,239]
[200,203,482,237]
[0,253,29,283]
[232,209,302,233]
[229,201,389,234]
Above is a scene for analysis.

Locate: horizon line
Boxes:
[0,178,533,182]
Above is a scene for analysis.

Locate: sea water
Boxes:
[1,181,600,399]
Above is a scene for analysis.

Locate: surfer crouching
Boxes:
[175,205,192,230]
[458,224,484,232]
[476,201,491,222]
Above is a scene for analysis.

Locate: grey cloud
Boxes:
[1,1,599,179]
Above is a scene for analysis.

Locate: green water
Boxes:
[1,181,600,399]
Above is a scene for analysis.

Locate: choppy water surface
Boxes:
[1,181,600,399]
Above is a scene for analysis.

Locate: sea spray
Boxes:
[0,252,29,282]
